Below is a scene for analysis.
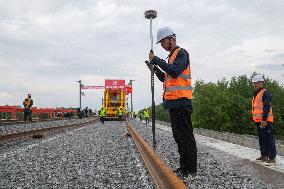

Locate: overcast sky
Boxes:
[0,0,283,111]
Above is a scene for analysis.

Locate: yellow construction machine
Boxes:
[103,80,127,120]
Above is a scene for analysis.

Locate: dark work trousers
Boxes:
[118,115,123,121]
[100,117,105,124]
[145,117,149,125]
[256,122,276,159]
[23,108,32,121]
[169,106,197,173]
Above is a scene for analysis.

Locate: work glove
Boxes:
[146,50,157,71]
[149,50,155,61]
[260,120,268,128]
[145,60,154,71]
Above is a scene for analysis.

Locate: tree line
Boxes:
[144,74,284,140]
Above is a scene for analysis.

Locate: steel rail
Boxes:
[126,122,188,189]
[0,118,73,126]
[0,119,97,143]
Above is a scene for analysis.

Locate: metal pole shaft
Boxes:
[79,85,81,110]
[150,17,156,149]
[150,18,153,50]
[131,82,133,118]
[126,97,129,112]
[79,81,82,110]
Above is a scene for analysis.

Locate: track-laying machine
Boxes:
[103,80,127,120]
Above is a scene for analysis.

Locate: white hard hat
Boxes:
[156,26,176,44]
[252,75,264,83]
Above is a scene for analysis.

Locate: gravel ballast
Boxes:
[0,121,154,189]
[130,119,278,189]
[0,118,92,135]
[0,119,280,188]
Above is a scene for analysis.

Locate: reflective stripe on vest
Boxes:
[251,89,273,122]
[165,86,193,92]
[252,114,273,118]
[164,73,192,82]
[163,48,192,100]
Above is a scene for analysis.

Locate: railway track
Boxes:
[126,122,188,189]
[0,118,97,143]
[0,118,72,126]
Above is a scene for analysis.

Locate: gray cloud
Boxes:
[256,64,284,70]
[1,0,284,110]
[265,49,276,53]
[273,52,284,59]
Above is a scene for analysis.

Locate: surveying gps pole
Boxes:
[144,10,157,150]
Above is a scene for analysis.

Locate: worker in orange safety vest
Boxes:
[251,74,276,166]
[147,26,197,180]
[23,93,33,121]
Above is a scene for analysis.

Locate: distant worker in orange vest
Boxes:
[251,75,276,166]
[23,93,33,121]
[147,26,197,180]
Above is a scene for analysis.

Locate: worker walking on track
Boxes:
[23,93,33,121]
[251,75,276,166]
[99,106,106,124]
[139,110,143,121]
[147,26,197,180]
[118,106,123,121]
[143,108,149,125]
[85,107,88,117]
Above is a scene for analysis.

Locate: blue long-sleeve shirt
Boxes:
[253,88,272,122]
[150,46,192,110]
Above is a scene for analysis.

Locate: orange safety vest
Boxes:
[23,98,32,108]
[163,48,192,100]
[252,89,273,123]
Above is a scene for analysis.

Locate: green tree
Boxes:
[192,74,284,139]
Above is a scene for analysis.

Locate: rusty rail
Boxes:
[0,119,97,143]
[126,122,188,189]
[0,118,67,126]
